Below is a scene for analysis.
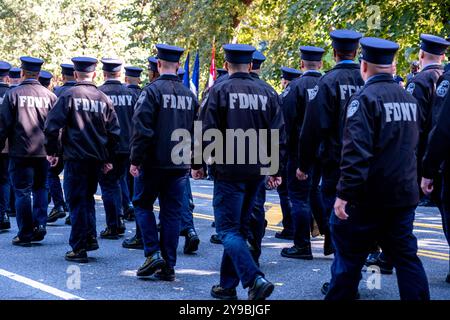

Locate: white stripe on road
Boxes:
[0,268,84,300]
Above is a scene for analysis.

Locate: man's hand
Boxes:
[102,163,113,174]
[334,197,349,220]
[130,165,140,177]
[46,155,59,168]
[296,168,308,181]
[191,168,205,180]
[267,176,282,189]
[421,177,434,196]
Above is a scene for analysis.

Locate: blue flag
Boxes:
[183,52,190,88]
[190,52,200,97]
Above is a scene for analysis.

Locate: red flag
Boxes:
[208,38,216,88]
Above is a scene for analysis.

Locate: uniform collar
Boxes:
[337,59,356,65]
[64,81,76,86]
[364,73,394,86]
[250,72,260,79]
[103,79,122,85]
[127,84,140,89]
[20,79,40,85]
[0,82,9,88]
[331,62,360,71]
[158,74,180,81]
[421,63,443,72]
[75,81,97,88]
[303,70,322,77]
[229,72,252,80]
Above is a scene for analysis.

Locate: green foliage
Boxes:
[0,0,449,90]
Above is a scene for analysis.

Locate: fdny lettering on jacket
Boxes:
[383,102,417,122]
[107,95,133,107]
[339,85,363,100]
[73,98,107,113]
[18,96,52,109]
[229,93,268,111]
[162,94,193,110]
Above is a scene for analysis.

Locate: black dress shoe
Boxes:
[12,236,31,247]
[31,226,47,242]
[118,218,126,235]
[153,266,175,281]
[210,285,237,300]
[86,237,99,251]
[65,216,71,225]
[248,276,274,300]
[122,235,144,249]
[365,252,381,266]
[210,234,222,244]
[323,233,334,256]
[281,245,313,260]
[100,227,120,240]
[275,230,294,240]
[47,206,66,223]
[184,229,200,254]
[0,214,11,230]
[366,253,394,275]
[321,281,360,299]
[65,250,88,263]
[124,206,135,221]
[137,251,165,277]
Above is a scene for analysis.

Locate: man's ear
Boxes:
[248,63,253,72]
[224,61,230,72]
[318,61,323,69]
[301,60,305,70]
[332,48,337,60]
[93,71,97,80]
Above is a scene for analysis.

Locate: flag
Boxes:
[208,38,216,88]
[182,52,190,88]
[190,51,200,97]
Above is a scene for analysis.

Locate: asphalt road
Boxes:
[0,178,449,300]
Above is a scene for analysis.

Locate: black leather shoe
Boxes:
[12,236,31,247]
[248,276,274,300]
[65,250,88,263]
[365,252,381,266]
[365,253,394,275]
[323,233,334,256]
[100,227,120,240]
[118,218,126,235]
[446,273,450,284]
[210,234,222,244]
[184,229,200,254]
[124,206,135,221]
[65,216,71,225]
[275,230,294,240]
[153,266,175,281]
[321,281,360,299]
[31,225,47,242]
[47,206,66,223]
[122,235,144,249]
[86,237,99,251]
[137,251,165,277]
[210,285,237,300]
[281,245,313,260]
[0,214,11,230]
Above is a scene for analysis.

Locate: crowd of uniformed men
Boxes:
[0,29,449,301]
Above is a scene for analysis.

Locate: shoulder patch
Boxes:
[346,100,360,118]
[436,80,449,98]
[280,86,291,99]
[307,85,319,101]
[406,82,415,94]
[136,91,146,105]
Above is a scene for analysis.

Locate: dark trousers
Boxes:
[326,205,430,301]
[249,180,266,260]
[287,159,312,248]
[214,178,265,289]
[310,160,326,234]
[99,154,128,229]
[180,177,195,234]
[47,157,65,208]
[276,168,293,233]
[133,168,188,268]
[120,157,132,209]
[320,164,340,239]
[9,157,48,241]
[441,169,450,269]
[0,154,10,216]
[64,160,101,252]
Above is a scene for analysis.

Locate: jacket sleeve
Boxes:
[279,85,298,147]
[422,90,450,178]
[336,97,375,202]
[0,93,16,151]
[410,80,430,133]
[298,81,333,172]
[104,99,121,162]
[44,95,69,156]
[130,88,158,166]
[270,93,287,176]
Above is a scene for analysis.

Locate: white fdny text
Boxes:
[229,93,268,111]
[18,96,51,109]
[108,95,133,107]
[73,98,107,113]
[340,85,363,100]
[383,102,417,123]
[162,94,193,110]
